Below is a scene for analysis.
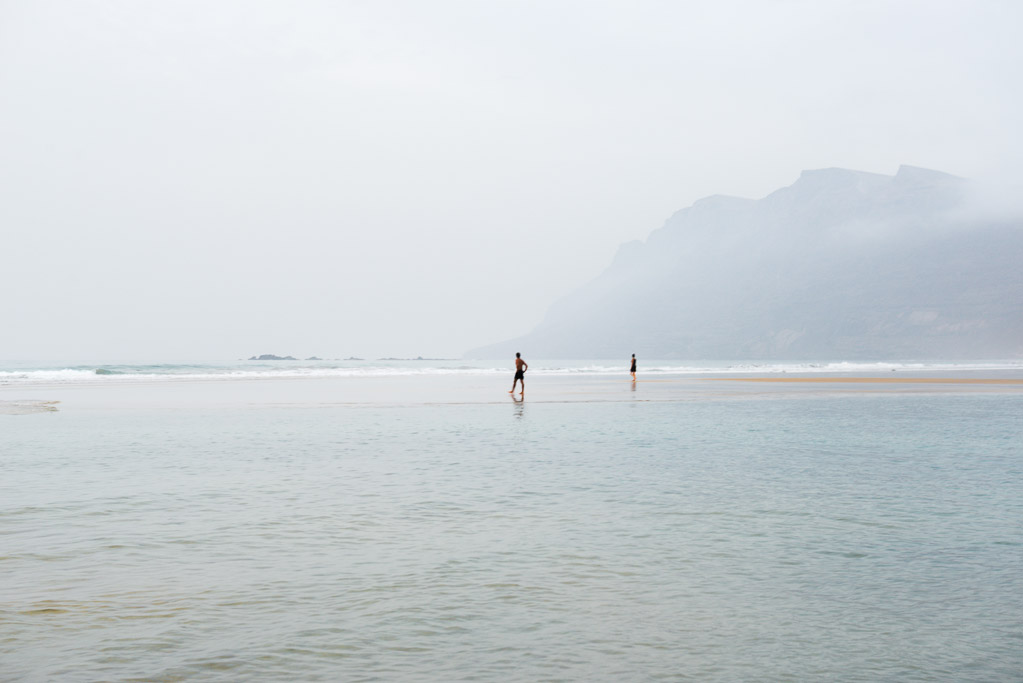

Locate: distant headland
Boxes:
[465,166,1023,360]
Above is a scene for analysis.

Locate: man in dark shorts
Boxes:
[510,352,527,395]
[630,354,637,381]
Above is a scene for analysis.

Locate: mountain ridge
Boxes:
[466,166,1023,359]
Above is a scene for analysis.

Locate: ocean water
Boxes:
[2,367,1022,681]
[3,357,1023,386]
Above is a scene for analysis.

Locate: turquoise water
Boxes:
[2,392,1021,680]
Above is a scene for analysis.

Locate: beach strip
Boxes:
[706,377,1023,384]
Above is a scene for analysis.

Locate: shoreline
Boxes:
[3,371,1023,415]
[706,377,1023,384]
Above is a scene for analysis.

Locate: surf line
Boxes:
[703,378,1023,384]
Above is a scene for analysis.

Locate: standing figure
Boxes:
[510,352,527,395]
[630,353,637,381]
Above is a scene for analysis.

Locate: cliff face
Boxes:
[466,166,1023,359]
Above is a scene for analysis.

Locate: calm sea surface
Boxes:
[2,389,1021,681]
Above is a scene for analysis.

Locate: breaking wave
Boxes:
[1,359,1021,386]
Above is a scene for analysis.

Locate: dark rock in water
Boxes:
[305,356,322,361]
[249,354,298,361]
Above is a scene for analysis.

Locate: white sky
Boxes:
[1,0,1020,360]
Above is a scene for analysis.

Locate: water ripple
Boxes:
[2,396,1021,680]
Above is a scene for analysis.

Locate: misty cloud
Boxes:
[468,166,1023,359]
[1,1,1021,359]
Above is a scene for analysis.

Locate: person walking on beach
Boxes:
[630,354,637,381]
[510,352,527,395]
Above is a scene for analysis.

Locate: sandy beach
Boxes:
[710,376,1023,384]
[4,368,1023,416]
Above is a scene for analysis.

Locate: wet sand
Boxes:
[709,377,1023,384]
[3,370,1023,415]
[0,400,60,415]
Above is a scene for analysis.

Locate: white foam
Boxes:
[0,365,507,386]
[1,360,1021,386]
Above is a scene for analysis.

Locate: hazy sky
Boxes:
[2,0,1020,360]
